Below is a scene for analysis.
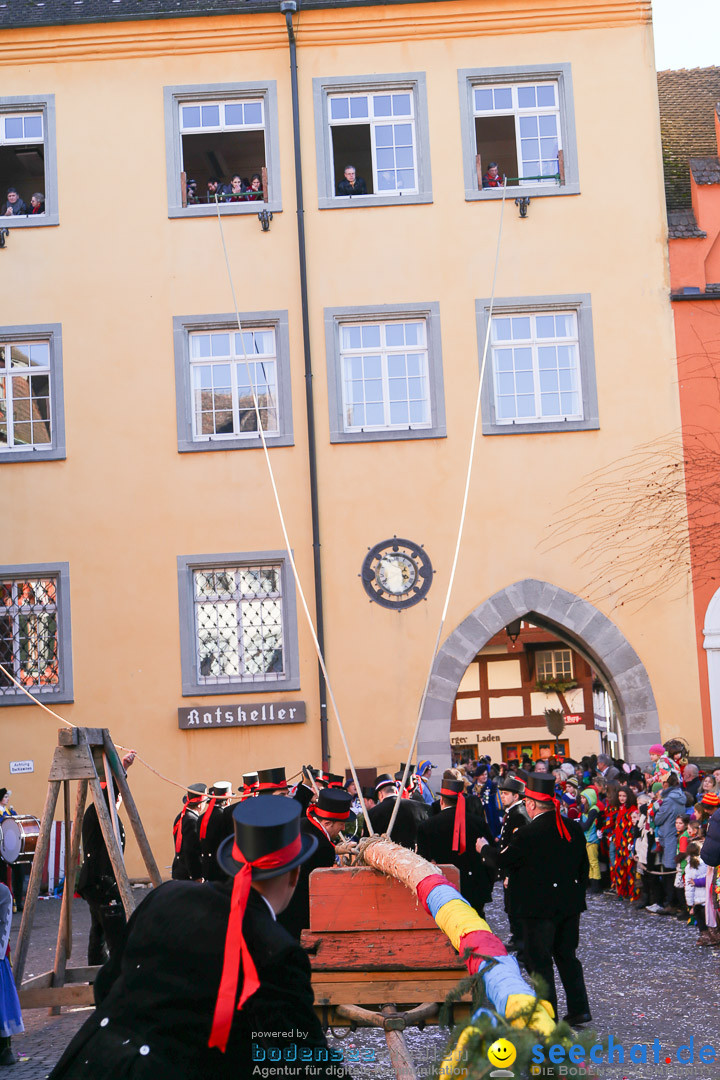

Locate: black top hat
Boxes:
[327,773,344,788]
[316,772,330,788]
[217,795,317,880]
[525,773,556,798]
[375,773,397,793]
[185,783,207,803]
[498,776,525,794]
[313,789,353,820]
[256,767,288,793]
[440,779,464,799]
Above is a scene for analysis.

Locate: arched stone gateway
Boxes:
[417,579,660,773]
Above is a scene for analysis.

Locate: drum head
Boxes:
[0,817,21,863]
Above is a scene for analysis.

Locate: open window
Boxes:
[0,96,57,226]
[459,66,579,201]
[473,83,562,188]
[164,83,282,218]
[314,73,432,209]
[329,91,417,198]
[179,99,266,205]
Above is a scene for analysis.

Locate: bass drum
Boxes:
[0,815,41,864]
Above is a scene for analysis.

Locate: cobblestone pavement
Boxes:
[5,886,720,1079]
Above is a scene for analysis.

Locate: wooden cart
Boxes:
[301,865,473,1079]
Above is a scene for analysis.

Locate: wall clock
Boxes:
[360,537,433,610]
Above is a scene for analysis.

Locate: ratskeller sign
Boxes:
[178,701,306,730]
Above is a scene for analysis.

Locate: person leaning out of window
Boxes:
[29,192,44,215]
[244,173,263,202]
[482,162,504,188]
[336,164,367,197]
[2,188,26,216]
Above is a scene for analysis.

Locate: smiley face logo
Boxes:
[487,1039,517,1070]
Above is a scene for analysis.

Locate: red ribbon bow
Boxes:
[208,835,302,1053]
[530,790,571,841]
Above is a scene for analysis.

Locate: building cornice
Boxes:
[0,0,652,66]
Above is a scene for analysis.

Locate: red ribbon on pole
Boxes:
[208,835,302,1053]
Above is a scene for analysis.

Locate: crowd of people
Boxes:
[186,174,264,205]
[1,187,44,216]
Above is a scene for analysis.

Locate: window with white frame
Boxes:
[0,102,51,221]
[179,98,266,204]
[536,649,573,682]
[491,311,581,425]
[0,340,52,450]
[193,564,285,685]
[329,90,417,197]
[190,328,278,440]
[340,319,429,431]
[0,565,73,704]
[473,81,561,187]
[0,325,65,462]
[164,83,281,217]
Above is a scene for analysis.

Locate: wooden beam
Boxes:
[261,165,268,204]
[65,965,101,984]
[382,1005,417,1080]
[181,171,187,209]
[19,984,95,1010]
[58,728,105,747]
[302,929,464,971]
[475,153,483,191]
[558,148,565,185]
[14,779,61,985]
[103,731,162,888]
[19,972,53,991]
[50,778,88,1014]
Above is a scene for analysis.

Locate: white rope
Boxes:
[212,197,374,835]
[386,181,509,839]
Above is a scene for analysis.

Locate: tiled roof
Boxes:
[0,0,417,31]
[657,67,720,210]
[690,156,720,185]
[667,209,706,239]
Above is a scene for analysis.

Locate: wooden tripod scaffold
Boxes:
[13,727,161,1011]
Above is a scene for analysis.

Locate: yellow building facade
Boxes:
[0,0,701,874]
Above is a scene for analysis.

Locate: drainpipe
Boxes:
[281,0,330,770]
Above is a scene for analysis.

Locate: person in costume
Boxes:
[417,778,495,916]
[278,788,353,940]
[477,775,529,951]
[171,783,207,881]
[610,785,639,900]
[199,782,234,882]
[490,773,591,1027]
[49,796,342,1080]
[0,882,23,1066]
[368,774,425,849]
[411,760,436,805]
[239,772,259,801]
[579,788,601,895]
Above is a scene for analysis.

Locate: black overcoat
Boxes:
[416,807,495,911]
[498,810,589,920]
[171,807,203,881]
[199,804,233,882]
[49,883,342,1079]
[368,796,425,849]
[277,817,336,940]
[76,801,126,905]
[479,800,529,915]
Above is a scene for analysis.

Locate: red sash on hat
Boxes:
[208,834,302,1053]
[529,789,571,841]
[199,797,217,841]
[440,787,466,854]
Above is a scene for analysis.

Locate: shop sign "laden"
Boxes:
[178,702,306,730]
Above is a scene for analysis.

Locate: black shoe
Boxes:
[632,899,649,910]
[563,1012,592,1027]
[0,1046,18,1066]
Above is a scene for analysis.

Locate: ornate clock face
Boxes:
[360,537,433,610]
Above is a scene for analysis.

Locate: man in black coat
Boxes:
[487,773,591,1026]
[49,796,343,1079]
[278,788,352,940]
[368,774,427,848]
[477,775,529,952]
[171,783,207,881]
[198,782,234,882]
[417,778,495,915]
